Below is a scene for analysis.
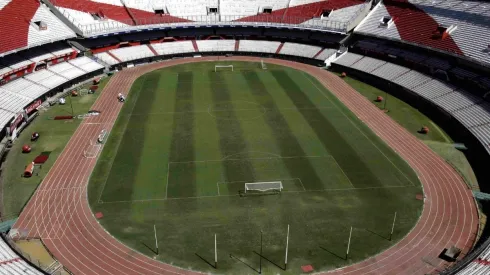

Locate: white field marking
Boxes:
[119,106,334,117]
[166,155,349,198]
[302,73,416,187]
[429,120,451,143]
[165,163,170,200]
[217,177,300,185]
[169,155,325,164]
[329,155,355,188]
[221,150,282,160]
[99,184,414,204]
[297,177,306,191]
[96,75,150,203]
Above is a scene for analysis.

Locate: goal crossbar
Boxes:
[245,181,283,193]
[215,65,234,72]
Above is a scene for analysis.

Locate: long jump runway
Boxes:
[12,57,478,274]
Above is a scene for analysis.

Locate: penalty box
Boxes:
[166,156,353,199]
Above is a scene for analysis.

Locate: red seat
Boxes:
[0,0,40,54]
[384,0,463,55]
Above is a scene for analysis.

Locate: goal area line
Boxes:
[98,184,415,204]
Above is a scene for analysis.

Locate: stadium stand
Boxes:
[239,40,281,53]
[0,89,32,113]
[279,42,323,58]
[1,56,102,101]
[49,62,86,79]
[0,238,42,274]
[93,40,335,64]
[0,0,76,56]
[108,45,155,62]
[315,48,338,60]
[333,52,490,155]
[196,40,236,52]
[68,56,105,72]
[50,0,369,35]
[1,78,49,100]
[151,41,195,55]
[354,0,490,65]
[94,52,119,66]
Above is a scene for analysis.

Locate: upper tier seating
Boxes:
[0,0,76,56]
[50,0,368,35]
[354,0,490,65]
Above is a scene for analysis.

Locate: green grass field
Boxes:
[1,77,110,217]
[339,74,478,191]
[88,62,423,274]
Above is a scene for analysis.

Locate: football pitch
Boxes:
[88,61,423,274]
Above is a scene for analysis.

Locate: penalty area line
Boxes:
[98,184,414,204]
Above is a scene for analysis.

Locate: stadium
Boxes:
[0,0,488,274]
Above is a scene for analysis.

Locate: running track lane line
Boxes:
[12,57,478,275]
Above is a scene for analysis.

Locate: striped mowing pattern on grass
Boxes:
[89,62,422,274]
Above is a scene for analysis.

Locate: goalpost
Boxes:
[215,65,234,72]
[245,181,283,193]
[261,60,267,70]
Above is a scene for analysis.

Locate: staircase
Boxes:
[107,51,122,63]
[235,40,240,51]
[120,0,138,25]
[147,44,159,56]
[313,48,326,59]
[275,42,284,54]
[192,40,199,52]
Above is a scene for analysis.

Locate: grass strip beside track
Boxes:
[1,77,110,217]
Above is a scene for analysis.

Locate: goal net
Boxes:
[245,181,283,193]
[215,65,234,72]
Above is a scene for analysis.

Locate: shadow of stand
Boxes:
[195,253,217,269]
[229,253,260,273]
[253,251,285,271]
[141,242,157,255]
[319,246,346,260]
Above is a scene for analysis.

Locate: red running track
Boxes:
[12,57,478,275]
